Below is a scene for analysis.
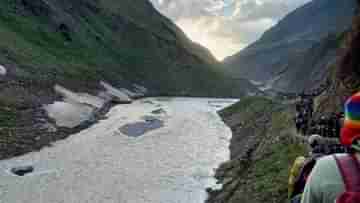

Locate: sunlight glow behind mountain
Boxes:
[150,0,312,60]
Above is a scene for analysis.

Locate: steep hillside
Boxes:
[224,0,356,92]
[0,0,258,159]
[0,0,256,97]
[208,2,360,203]
[207,97,307,203]
[317,0,360,115]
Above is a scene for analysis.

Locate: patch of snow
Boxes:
[54,85,105,108]
[44,102,94,128]
[256,74,283,92]
[249,80,263,86]
[133,84,148,94]
[76,93,105,108]
[0,65,7,76]
[119,88,140,98]
[259,83,273,92]
[45,85,106,128]
[100,81,132,103]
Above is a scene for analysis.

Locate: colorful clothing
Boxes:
[341,92,360,146]
[289,156,306,198]
[301,154,346,203]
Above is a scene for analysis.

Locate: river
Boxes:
[0,97,237,203]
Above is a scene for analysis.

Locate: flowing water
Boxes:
[0,97,237,203]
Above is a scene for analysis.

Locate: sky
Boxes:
[150,0,312,60]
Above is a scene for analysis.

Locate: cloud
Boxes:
[176,17,248,60]
[150,0,312,60]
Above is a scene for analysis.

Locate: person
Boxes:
[308,134,325,158]
[296,112,305,135]
[335,112,345,138]
[308,98,314,118]
[301,92,360,203]
[308,120,318,135]
[296,102,302,113]
[288,156,306,199]
[288,135,325,202]
[300,118,307,135]
[333,113,339,138]
[318,116,327,137]
[295,116,302,133]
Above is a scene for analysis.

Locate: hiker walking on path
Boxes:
[288,135,326,203]
[301,92,360,203]
[294,93,316,136]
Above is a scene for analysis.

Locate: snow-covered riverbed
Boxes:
[0,97,237,203]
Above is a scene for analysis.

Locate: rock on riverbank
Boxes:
[0,64,7,76]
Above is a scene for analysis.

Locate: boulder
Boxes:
[0,65,7,76]
[119,88,143,99]
[151,108,166,114]
[100,81,132,104]
[54,85,105,108]
[11,166,34,176]
[44,101,94,128]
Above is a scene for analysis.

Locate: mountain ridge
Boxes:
[0,0,255,97]
[223,0,356,92]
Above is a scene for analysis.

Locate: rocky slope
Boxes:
[224,0,356,92]
[0,0,255,98]
[0,0,257,159]
[207,97,307,203]
[316,0,360,115]
[207,2,360,203]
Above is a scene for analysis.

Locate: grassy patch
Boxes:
[219,96,307,203]
[0,0,248,97]
[0,107,17,128]
[220,96,274,116]
[249,107,307,203]
[251,141,307,202]
[0,97,19,128]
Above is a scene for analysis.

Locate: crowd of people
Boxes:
[294,94,314,135]
[288,92,360,203]
[294,94,344,138]
[308,113,344,138]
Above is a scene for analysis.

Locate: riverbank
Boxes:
[0,79,147,160]
[0,94,118,160]
[207,96,307,203]
[0,97,235,203]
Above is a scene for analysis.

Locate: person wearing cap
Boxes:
[301,92,360,203]
[308,134,325,158]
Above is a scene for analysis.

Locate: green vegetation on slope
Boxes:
[248,107,307,203]
[0,108,16,128]
[209,97,307,203]
[0,0,253,97]
[0,0,257,159]
[220,96,274,118]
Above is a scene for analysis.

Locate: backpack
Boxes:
[289,156,306,198]
[291,158,317,198]
[334,154,360,203]
[290,157,322,203]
